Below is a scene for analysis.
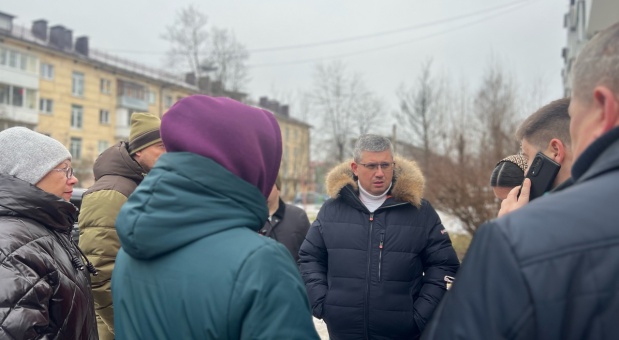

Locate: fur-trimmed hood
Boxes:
[325,156,425,208]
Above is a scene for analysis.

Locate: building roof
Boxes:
[3,21,199,92]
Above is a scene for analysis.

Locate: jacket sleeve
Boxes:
[298,218,328,318]
[230,242,320,340]
[414,203,461,332]
[0,250,54,339]
[78,189,127,334]
[421,222,535,340]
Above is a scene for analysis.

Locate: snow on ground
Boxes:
[436,210,469,235]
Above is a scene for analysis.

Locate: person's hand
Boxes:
[498,178,531,217]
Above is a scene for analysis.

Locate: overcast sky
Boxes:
[4,0,569,124]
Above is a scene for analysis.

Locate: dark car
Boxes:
[69,188,87,245]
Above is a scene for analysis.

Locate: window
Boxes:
[98,140,109,154]
[70,137,82,160]
[117,80,145,100]
[8,50,17,68]
[0,47,37,73]
[99,109,110,124]
[72,72,84,97]
[71,105,83,129]
[39,98,53,114]
[11,86,23,107]
[41,63,54,79]
[0,47,6,65]
[0,84,37,109]
[148,91,156,104]
[164,95,173,108]
[100,78,111,94]
[24,89,36,109]
[27,56,36,73]
[0,83,8,104]
[19,54,27,71]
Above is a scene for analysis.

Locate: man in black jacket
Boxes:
[261,177,311,263]
[299,134,460,339]
[423,22,619,340]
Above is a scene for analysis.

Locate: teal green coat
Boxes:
[112,153,319,340]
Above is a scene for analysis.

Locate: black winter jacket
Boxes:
[299,158,460,340]
[0,175,98,339]
[423,127,619,340]
[261,198,311,262]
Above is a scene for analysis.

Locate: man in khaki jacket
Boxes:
[78,113,165,339]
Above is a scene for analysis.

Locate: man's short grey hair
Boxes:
[572,22,619,103]
[353,134,394,162]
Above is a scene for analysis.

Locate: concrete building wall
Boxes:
[562,0,619,95]
[276,116,311,202]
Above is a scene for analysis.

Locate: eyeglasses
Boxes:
[52,166,74,179]
[358,162,395,171]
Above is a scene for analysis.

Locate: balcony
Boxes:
[117,79,148,112]
[118,95,148,112]
[0,67,38,89]
[0,104,38,125]
[115,125,130,139]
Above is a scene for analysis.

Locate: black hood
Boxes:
[93,141,144,183]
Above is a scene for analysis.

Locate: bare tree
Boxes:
[396,59,438,167]
[355,94,384,136]
[162,5,250,91]
[161,4,209,80]
[208,28,250,92]
[423,65,523,235]
[474,63,521,168]
[307,61,385,162]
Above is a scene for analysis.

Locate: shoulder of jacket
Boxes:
[85,175,138,198]
[0,218,58,258]
[80,189,128,215]
[234,240,293,281]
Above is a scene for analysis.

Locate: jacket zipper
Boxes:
[343,186,409,339]
[378,230,385,282]
[364,213,374,340]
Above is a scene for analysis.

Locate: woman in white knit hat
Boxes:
[0,127,98,339]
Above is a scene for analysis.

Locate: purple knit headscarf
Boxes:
[161,95,282,198]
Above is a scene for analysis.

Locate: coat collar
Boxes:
[0,174,77,231]
[325,156,425,208]
[572,126,619,183]
[272,198,287,219]
[93,141,145,183]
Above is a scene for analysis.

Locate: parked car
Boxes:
[69,188,87,245]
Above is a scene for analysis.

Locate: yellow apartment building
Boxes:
[258,97,311,202]
[0,14,201,186]
[0,12,307,192]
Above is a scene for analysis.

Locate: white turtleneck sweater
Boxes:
[358,181,392,212]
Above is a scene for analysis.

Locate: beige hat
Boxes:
[128,113,162,155]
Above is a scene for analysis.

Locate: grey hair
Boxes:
[572,22,619,103]
[353,134,394,162]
